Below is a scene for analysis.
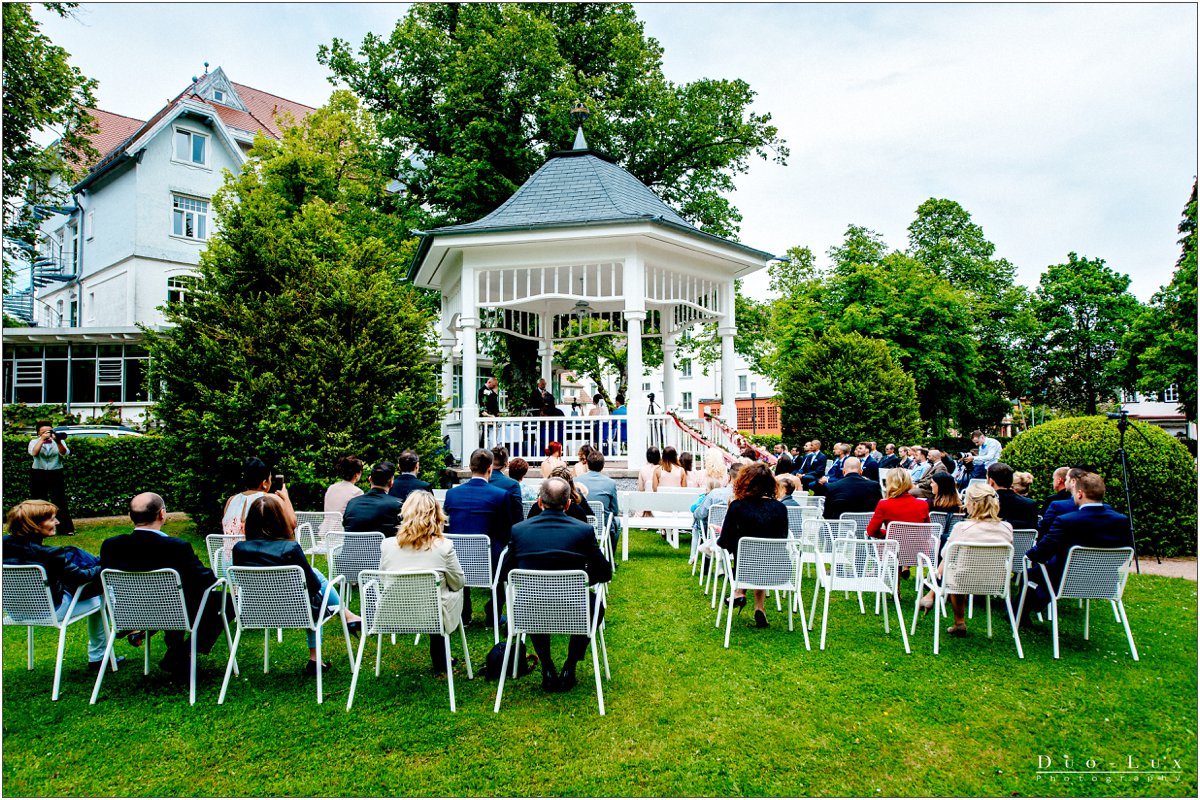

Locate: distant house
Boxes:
[2,67,314,424]
[1120,384,1195,440]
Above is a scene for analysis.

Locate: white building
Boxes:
[3,68,314,423]
[1120,384,1195,440]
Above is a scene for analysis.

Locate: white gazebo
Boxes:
[408,129,774,469]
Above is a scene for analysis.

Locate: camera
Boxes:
[53,431,67,442]
[1106,411,1127,420]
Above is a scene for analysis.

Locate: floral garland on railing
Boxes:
[701,411,777,465]
[665,410,737,464]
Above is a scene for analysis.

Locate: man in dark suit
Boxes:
[488,446,525,523]
[100,492,231,673]
[499,477,612,693]
[388,450,432,506]
[444,448,515,625]
[479,377,501,417]
[1022,472,1132,619]
[344,461,403,537]
[798,440,828,490]
[1039,467,1095,537]
[988,462,1039,530]
[854,443,880,483]
[878,443,900,469]
[822,457,882,520]
[1041,466,1071,515]
[528,378,554,414]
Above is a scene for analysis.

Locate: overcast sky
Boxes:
[34,2,1197,301]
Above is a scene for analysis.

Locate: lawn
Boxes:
[2,518,1196,797]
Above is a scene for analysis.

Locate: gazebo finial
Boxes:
[570,102,590,150]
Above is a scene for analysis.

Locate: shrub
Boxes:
[2,434,177,518]
[1001,416,1197,557]
[743,433,783,450]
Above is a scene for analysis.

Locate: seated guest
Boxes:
[702,447,730,488]
[1022,473,1132,621]
[499,477,611,692]
[799,440,828,492]
[910,449,949,500]
[717,463,789,629]
[324,455,364,516]
[444,448,514,626]
[898,446,915,470]
[774,452,794,477]
[988,462,1038,530]
[507,457,538,503]
[233,494,361,675]
[102,493,232,674]
[930,472,965,551]
[879,443,900,469]
[822,457,882,520]
[1041,466,1071,514]
[854,442,880,483]
[1038,466,1095,537]
[681,451,707,488]
[573,444,593,478]
[918,482,1012,637]
[540,441,567,478]
[653,446,688,490]
[575,451,621,553]
[4,499,116,670]
[866,469,930,539]
[379,491,466,674]
[776,474,802,507]
[909,447,931,481]
[953,452,975,490]
[488,446,524,524]
[343,461,403,537]
[692,463,742,565]
[817,442,849,488]
[528,465,591,524]
[637,446,661,493]
[1012,472,1034,497]
[388,450,432,505]
[223,457,296,536]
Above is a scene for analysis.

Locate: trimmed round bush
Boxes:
[1001,416,1197,557]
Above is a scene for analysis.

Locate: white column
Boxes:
[661,326,676,412]
[625,309,647,468]
[719,279,738,427]
[540,312,553,388]
[460,266,479,458]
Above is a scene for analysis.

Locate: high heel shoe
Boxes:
[754,610,769,629]
[732,595,747,615]
[345,620,362,638]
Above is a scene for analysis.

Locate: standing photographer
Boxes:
[27,421,74,536]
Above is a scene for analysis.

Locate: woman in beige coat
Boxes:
[379,491,466,674]
[918,482,1013,638]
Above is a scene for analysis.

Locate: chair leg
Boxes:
[1050,597,1061,659]
[808,573,822,632]
[27,626,34,670]
[968,594,974,620]
[599,624,611,678]
[494,632,516,713]
[794,588,811,651]
[220,601,239,678]
[932,592,942,655]
[723,588,735,649]
[491,586,500,646]
[218,627,243,704]
[986,596,993,639]
[1117,600,1139,661]
[892,588,911,654]
[819,585,831,651]
[459,623,474,680]
[1110,599,1121,623]
[1083,599,1091,640]
[346,627,370,711]
[774,589,782,612]
[592,633,606,716]
[444,635,456,713]
[315,632,324,705]
[340,613,354,668]
[189,631,199,706]
[376,633,383,677]
[1004,593,1024,659]
[89,635,118,705]
[52,621,70,701]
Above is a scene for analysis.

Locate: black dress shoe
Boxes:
[89,656,125,671]
[304,659,333,676]
[732,595,747,614]
[754,610,769,629]
[345,620,362,638]
[557,664,578,692]
[541,667,559,692]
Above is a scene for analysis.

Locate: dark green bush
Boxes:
[3,434,177,518]
[1001,416,1197,557]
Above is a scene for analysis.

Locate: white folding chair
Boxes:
[296,512,344,572]
[803,519,861,623]
[838,512,874,538]
[346,570,473,711]
[1017,546,1137,660]
[3,563,115,701]
[785,506,807,539]
[815,538,910,653]
[1009,528,1038,597]
[714,537,810,650]
[886,521,941,603]
[205,534,244,582]
[494,569,608,715]
[328,531,385,607]
[90,568,234,705]
[218,565,352,705]
[915,541,1022,658]
[445,533,502,644]
[701,505,729,605]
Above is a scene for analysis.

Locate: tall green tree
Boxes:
[1032,253,1141,415]
[828,224,889,273]
[145,93,442,528]
[1,3,98,289]
[1117,182,1198,424]
[906,198,1014,293]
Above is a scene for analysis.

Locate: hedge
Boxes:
[1000,417,1197,558]
[2,435,178,519]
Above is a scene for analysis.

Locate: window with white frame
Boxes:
[173,128,207,165]
[56,300,64,326]
[212,89,226,104]
[681,391,693,410]
[85,210,95,240]
[679,358,692,378]
[172,195,208,240]
[166,275,197,305]
[738,374,748,393]
[1162,384,1179,403]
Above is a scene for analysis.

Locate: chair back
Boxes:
[206,533,244,581]
[506,569,591,636]
[295,510,343,537]
[225,565,315,629]
[929,511,948,533]
[100,568,192,632]
[708,504,728,533]
[733,537,797,590]
[804,519,857,553]
[785,506,806,537]
[330,532,385,588]
[1010,529,1038,576]
[445,534,493,589]
[359,570,443,635]
[878,467,893,488]
[829,537,899,593]
[2,564,57,625]
[940,542,1014,596]
[839,512,874,537]
[886,522,941,568]
[1057,546,1134,601]
[521,499,535,520]
[588,501,607,540]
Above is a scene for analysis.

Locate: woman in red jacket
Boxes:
[867,469,930,538]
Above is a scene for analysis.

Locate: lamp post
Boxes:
[750,382,758,437]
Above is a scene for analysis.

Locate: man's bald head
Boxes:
[130,492,165,526]
[539,477,571,511]
[842,456,862,475]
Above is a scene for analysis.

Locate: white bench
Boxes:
[617,490,702,557]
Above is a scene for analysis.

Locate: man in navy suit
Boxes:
[988,462,1039,530]
[344,462,403,537]
[1021,472,1132,620]
[488,446,525,523]
[822,457,882,520]
[444,448,514,626]
[854,442,880,484]
[388,450,432,506]
[1041,466,1072,515]
[878,443,900,469]
[799,440,829,491]
[100,492,232,673]
[499,477,612,693]
[1038,467,1095,536]
[817,442,849,490]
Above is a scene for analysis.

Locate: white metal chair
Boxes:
[814,537,910,653]
[785,506,807,538]
[521,499,535,520]
[296,512,344,572]
[838,512,874,538]
[878,467,893,489]
[218,565,352,705]
[1009,528,1038,595]
[328,531,385,606]
[445,533,502,644]
[801,519,859,621]
[700,505,729,605]
[346,570,473,711]
[90,568,234,705]
[1017,546,1137,660]
[914,541,1022,658]
[494,569,609,715]
[3,564,116,701]
[886,521,941,589]
[205,533,244,582]
[714,537,810,650]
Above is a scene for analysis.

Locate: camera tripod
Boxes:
[1107,410,1159,573]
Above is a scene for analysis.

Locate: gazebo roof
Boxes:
[408,147,774,282]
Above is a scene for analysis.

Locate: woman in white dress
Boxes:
[223,457,295,536]
[379,491,466,674]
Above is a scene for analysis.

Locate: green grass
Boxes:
[3,519,1196,797]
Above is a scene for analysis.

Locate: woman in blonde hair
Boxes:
[528,464,591,524]
[918,482,1013,637]
[702,447,730,487]
[1011,471,1034,497]
[866,469,930,539]
[379,491,466,675]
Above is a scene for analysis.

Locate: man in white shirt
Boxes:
[971,430,1003,478]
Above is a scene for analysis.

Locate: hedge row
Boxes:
[2,435,178,519]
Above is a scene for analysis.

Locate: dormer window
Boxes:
[173,128,207,165]
[212,89,225,104]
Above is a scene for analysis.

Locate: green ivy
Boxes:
[1001,416,1197,557]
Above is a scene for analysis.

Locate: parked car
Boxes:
[51,425,144,439]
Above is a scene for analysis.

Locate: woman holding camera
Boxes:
[223,457,296,536]
[27,421,74,536]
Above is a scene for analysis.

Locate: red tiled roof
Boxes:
[228,82,316,139]
[77,108,145,168]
